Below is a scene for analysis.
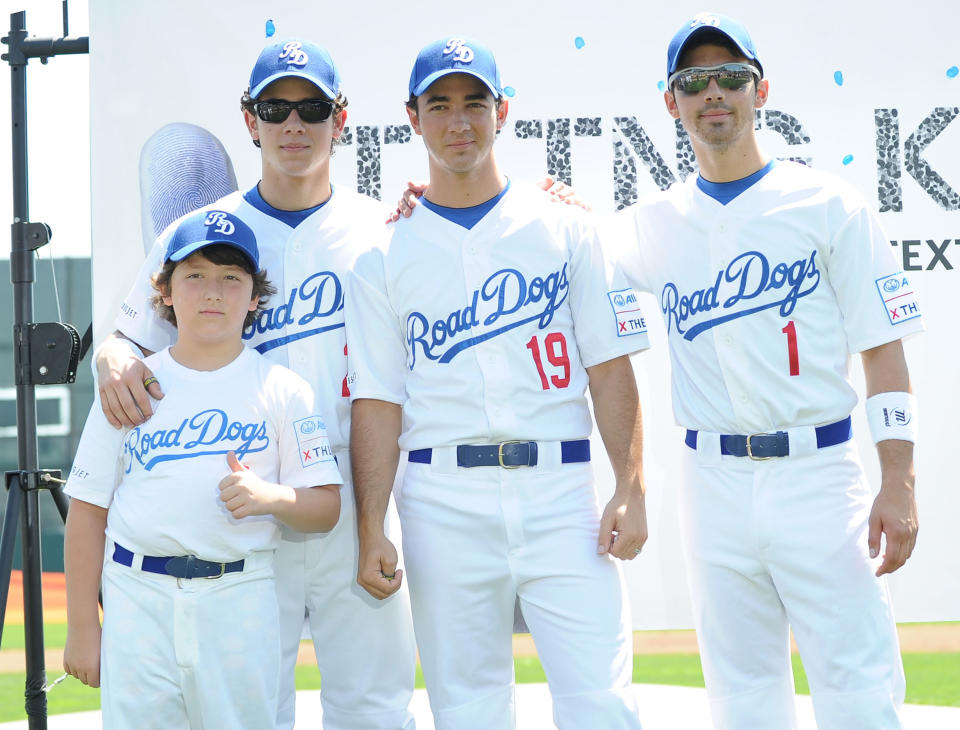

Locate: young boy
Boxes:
[62,209,342,730]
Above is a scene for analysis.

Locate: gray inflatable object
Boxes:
[139,122,239,254]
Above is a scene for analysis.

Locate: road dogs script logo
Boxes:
[407,265,569,367]
[123,410,269,472]
[245,270,344,354]
[661,250,820,340]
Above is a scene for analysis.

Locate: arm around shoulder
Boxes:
[95,330,161,428]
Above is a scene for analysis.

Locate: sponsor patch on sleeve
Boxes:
[607,288,647,337]
[875,273,921,325]
[294,415,336,468]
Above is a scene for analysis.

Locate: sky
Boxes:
[1,0,90,259]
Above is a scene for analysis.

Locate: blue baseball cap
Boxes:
[409,37,502,98]
[667,12,763,77]
[165,210,261,272]
[249,39,340,99]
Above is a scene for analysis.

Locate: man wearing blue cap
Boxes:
[611,11,922,729]
[64,209,343,729]
[94,40,417,730]
[346,37,648,730]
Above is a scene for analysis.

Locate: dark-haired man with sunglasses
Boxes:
[609,11,923,730]
[95,39,417,730]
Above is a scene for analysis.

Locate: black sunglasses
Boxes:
[668,63,760,95]
[253,99,335,124]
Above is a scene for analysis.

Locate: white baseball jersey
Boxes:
[346,181,650,450]
[65,346,340,560]
[610,160,924,434]
[116,187,387,453]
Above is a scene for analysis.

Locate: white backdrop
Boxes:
[87,0,959,627]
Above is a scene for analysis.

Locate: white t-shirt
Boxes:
[65,347,342,561]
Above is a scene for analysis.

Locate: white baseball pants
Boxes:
[274,451,417,730]
[679,437,905,730]
[100,547,280,730]
[398,451,642,730]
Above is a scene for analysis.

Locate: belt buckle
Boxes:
[498,440,527,469]
[204,562,226,580]
[745,433,773,461]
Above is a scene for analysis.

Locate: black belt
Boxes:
[112,542,244,579]
[684,416,852,460]
[408,439,591,468]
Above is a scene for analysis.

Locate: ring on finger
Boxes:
[143,376,159,388]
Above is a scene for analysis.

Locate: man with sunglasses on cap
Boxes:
[345,36,648,730]
[609,12,923,729]
[94,39,417,730]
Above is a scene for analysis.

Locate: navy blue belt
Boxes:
[112,542,244,580]
[684,416,852,460]
[408,439,591,468]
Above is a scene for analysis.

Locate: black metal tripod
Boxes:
[0,4,87,728]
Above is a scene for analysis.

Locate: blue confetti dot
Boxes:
[842,154,854,166]
[503,86,516,97]
[834,70,843,86]
[265,19,275,37]
[657,80,665,92]
[574,36,585,50]
[948,66,959,78]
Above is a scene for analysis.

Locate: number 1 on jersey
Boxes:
[782,321,799,376]
[526,332,571,390]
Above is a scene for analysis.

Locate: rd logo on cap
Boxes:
[689,12,721,29]
[280,41,308,67]
[204,211,235,236]
[443,38,474,63]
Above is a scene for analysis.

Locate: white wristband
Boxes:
[865,392,918,444]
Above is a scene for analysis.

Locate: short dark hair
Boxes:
[241,88,348,149]
[151,243,276,329]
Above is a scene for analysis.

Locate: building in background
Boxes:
[0,257,94,572]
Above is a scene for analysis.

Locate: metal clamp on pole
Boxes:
[4,470,64,494]
[11,221,51,252]
[14,322,82,386]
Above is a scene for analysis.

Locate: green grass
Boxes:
[631,653,960,708]
[1,622,68,651]
[0,672,101,721]
[2,626,958,722]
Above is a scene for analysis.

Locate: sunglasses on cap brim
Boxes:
[667,63,760,94]
[253,99,335,123]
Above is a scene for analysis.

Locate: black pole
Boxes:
[8,12,49,727]
[1,7,88,728]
